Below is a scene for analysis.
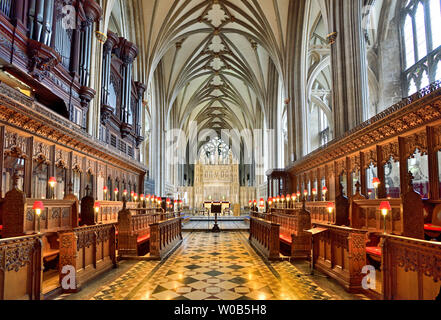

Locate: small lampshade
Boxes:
[114,188,119,193]
[327,202,334,213]
[103,186,108,192]
[48,177,57,187]
[312,188,317,194]
[379,201,391,211]
[33,201,44,215]
[322,186,328,193]
[372,177,381,186]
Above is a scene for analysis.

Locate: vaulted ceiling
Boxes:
[139,0,291,134]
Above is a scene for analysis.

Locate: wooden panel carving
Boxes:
[4,130,27,157]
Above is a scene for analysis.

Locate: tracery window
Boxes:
[200,137,231,164]
[401,0,441,95]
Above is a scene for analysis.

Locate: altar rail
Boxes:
[59,223,117,293]
[0,234,42,300]
[381,234,441,300]
[249,217,280,260]
[149,217,183,260]
[312,223,368,292]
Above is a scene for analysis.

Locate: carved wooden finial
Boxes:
[12,170,20,189]
[355,181,361,193]
[407,171,414,191]
[67,181,73,194]
[123,196,127,210]
[339,181,344,195]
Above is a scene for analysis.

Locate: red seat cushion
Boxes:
[279,234,292,244]
[424,224,441,232]
[366,246,382,257]
[137,234,150,244]
[0,225,3,231]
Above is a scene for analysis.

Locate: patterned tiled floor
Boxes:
[75,231,361,301]
[183,220,249,231]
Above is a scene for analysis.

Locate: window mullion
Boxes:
[412,11,419,62]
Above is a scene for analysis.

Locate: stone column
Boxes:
[326,0,369,137]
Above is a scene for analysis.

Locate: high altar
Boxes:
[194,151,240,208]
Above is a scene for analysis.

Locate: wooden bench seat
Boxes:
[137,234,150,244]
[424,224,441,232]
[42,235,59,263]
[279,233,292,245]
[366,246,382,257]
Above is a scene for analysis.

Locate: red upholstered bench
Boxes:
[279,233,292,245]
[137,234,150,244]
[366,246,382,257]
[424,224,441,232]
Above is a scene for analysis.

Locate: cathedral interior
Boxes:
[0,0,441,303]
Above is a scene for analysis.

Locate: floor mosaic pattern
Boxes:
[87,232,342,300]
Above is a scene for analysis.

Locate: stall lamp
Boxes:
[276,196,280,203]
[140,194,145,202]
[327,202,334,224]
[253,200,257,207]
[48,177,57,199]
[33,201,44,234]
[296,191,301,202]
[322,186,328,199]
[103,186,108,200]
[179,200,183,208]
[281,195,285,202]
[304,190,308,200]
[286,195,291,202]
[292,193,297,202]
[249,200,252,207]
[268,197,273,206]
[123,189,128,197]
[48,177,57,188]
[373,177,381,199]
[259,198,265,207]
[166,198,171,205]
[134,193,138,202]
[94,201,100,222]
[379,201,391,234]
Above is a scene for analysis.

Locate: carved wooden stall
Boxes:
[117,205,162,258]
[149,217,183,260]
[59,223,117,293]
[249,217,280,260]
[381,234,441,300]
[0,234,42,300]
[269,206,312,259]
[283,81,441,298]
[312,223,368,292]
